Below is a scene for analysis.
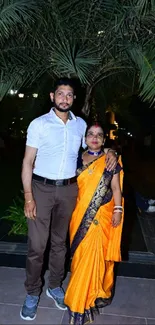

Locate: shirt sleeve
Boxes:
[26,119,40,148]
[82,121,87,149]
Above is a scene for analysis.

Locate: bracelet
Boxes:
[114,206,123,209]
[113,209,122,213]
[113,206,123,213]
[107,148,117,156]
[24,191,32,194]
[25,199,34,204]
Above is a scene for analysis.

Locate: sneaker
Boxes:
[46,287,67,310]
[20,294,39,321]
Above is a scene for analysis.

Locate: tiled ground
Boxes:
[0,267,154,324]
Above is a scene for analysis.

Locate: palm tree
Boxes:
[0,0,46,99]
[1,0,155,116]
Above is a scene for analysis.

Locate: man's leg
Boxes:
[25,180,55,295]
[46,183,78,309]
[21,180,56,320]
[49,183,78,288]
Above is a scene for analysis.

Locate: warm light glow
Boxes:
[114,120,118,127]
[110,130,115,140]
[32,93,38,98]
[18,93,24,98]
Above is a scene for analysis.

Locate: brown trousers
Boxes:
[25,179,78,295]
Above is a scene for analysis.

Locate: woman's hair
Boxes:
[85,122,104,137]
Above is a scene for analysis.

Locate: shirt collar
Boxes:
[50,107,76,120]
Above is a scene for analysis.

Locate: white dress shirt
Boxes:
[26,108,87,179]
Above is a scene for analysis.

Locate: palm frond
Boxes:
[0,0,43,41]
[129,46,155,104]
[1,0,155,112]
[136,0,155,16]
[48,39,100,84]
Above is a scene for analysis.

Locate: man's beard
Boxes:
[53,100,72,112]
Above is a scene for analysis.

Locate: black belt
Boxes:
[32,174,77,186]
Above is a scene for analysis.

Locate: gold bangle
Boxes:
[25,199,33,204]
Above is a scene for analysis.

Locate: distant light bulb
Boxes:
[9,89,17,95]
[32,93,38,98]
[98,30,104,35]
[18,93,24,98]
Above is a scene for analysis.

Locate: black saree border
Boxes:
[68,296,112,325]
[69,308,93,325]
[70,167,114,258]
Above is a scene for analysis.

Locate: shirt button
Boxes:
[93,219,99,225]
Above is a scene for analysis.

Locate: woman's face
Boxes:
[85,126,104,151]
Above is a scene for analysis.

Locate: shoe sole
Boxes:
[20,310,36,321]
[46,289,67,310]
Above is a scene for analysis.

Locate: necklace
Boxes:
[88,165,95,175]
[87,150,102,156]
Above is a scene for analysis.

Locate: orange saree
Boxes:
[64,155,124,324]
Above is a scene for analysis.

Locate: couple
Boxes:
[20,77,123,324]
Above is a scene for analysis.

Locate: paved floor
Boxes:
[0,267,154,324]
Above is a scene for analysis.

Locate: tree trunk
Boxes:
[82,84,93,116]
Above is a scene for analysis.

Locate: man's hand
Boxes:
[24,198,36,220]
[105,150,117,171]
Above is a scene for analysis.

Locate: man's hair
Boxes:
[53,77,75,93]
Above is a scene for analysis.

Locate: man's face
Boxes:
[50,85,75,112]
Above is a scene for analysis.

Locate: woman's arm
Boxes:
[111,173,122,206]
[111,173,122,227]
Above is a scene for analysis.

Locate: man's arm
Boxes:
[22,146,37,219]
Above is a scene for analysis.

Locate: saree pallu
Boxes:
[64,155,124,325]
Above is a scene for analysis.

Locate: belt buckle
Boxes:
[55,180,63,186]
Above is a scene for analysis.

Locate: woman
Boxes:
[64,123,124,325]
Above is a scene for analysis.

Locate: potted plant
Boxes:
[2,196,27,236]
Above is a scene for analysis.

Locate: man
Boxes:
[20,77,117,321]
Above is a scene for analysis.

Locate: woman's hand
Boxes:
[105,150,117,171]
[112,212,122,227]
